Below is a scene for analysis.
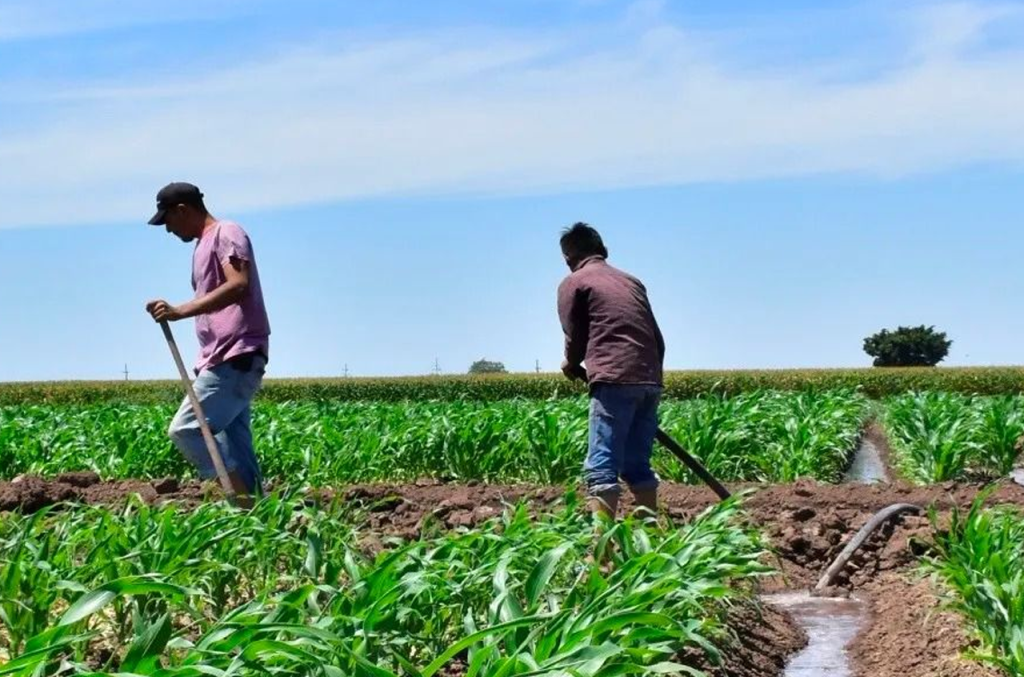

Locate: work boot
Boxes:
[589,490,620,520]
[227,471,256,510]
[631,488,658,521]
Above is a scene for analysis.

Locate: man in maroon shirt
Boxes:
[557,223,665,519]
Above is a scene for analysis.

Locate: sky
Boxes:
[0,0,1022,380]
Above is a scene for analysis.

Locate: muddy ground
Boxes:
[1,471,1021,676]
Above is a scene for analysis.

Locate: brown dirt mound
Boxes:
[851,573,998,677]
[673,601,807,677]
[0,473,207,513]
[708,602,807,677]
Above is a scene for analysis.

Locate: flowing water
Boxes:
[763,592,867,677]
[844,437,887,484]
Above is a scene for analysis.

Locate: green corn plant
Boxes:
[885,393,1024,483]
[658,390,867,483]
[2,391,870,486]
[885,392,977,482]
[923,495,1024,676]
[0,510,68,656]
[977,397,1024,475]
[0,493,770,677]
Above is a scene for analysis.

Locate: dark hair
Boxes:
[560,222,608,259]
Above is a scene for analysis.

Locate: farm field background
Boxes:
[2,366,1022,405]
[3,367,1024,676]
[2,368,1023,487]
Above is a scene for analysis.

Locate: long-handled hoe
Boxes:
[159,320,239,506]
[653,428,731,500]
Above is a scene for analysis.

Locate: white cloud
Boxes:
[0,1,1023,228]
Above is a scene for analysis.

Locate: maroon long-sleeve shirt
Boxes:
[557,256,665,386]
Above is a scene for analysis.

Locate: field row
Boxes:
[926,497,1024,675]
[885,393,1024,482]
[3,391,1022,486]
[0,493,766,675]
[1,391,868,485]
[2,366,1022,405]
[2,482,1019,676]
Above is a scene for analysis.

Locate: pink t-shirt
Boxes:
[192,220,270,373]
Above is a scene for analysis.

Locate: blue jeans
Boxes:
[584,383,662,496]
[168,355,266,493]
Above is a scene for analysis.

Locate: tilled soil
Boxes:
[681,601,806,677]
[1,473,1021,676]
[0,473,206,513]
[851,573,997,677]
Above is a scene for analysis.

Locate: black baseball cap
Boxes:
[147,182,205,225]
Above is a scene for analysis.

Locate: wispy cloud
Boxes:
[907,1,1024,59]
[0,0,247,42]
[1,1,1022,228]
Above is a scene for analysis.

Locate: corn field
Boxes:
[0,391,869,485]
[883,394,1024,483]
[0,493,770,676]
[1,367,1023,406]
[3,379,1024,676]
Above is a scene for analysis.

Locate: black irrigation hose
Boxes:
[813,503,923,594]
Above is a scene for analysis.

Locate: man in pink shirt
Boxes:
[145,182,271,505]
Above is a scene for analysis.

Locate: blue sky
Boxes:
[0,0,1022,380]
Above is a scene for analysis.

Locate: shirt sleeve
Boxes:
[557,277,589,368]
[215,222,254,266]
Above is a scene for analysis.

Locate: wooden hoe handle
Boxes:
[160,321,238,504]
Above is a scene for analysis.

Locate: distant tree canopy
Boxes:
[863,325,952,367]
[468,359,507,375]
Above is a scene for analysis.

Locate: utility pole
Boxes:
[433,358,442,376]
[535,359,541,374]
[123,364,129,381]
[343,364,349,378]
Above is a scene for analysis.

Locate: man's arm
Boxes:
[146,257,250,322]
[557,280,589,380]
